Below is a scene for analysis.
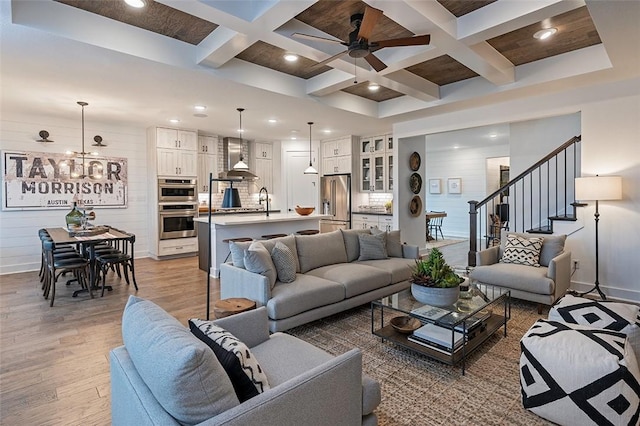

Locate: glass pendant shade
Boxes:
[304,121,318,175]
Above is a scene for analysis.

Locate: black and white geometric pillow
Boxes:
[549,295,640,361]
[520,319,640,425]
[189,319,270,402]
[500,234,543,267]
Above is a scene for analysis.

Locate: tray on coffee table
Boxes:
[371,284,510,375]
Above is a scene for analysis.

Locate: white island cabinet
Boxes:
[195,213,331,278]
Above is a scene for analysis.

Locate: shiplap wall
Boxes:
[0,114,149,274]
[424,145,510,239]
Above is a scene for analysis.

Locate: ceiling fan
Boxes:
[292,5,430,72]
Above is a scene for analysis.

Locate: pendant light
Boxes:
[304,121,318,175]
[232,108,249,171]
[73,101,89,179]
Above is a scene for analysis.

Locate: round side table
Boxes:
[213,297,257,319]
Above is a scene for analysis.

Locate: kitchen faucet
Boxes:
[259,187,269,217]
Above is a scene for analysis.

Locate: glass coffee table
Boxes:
[371,284,510,374]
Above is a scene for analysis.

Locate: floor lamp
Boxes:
[574,175,622,300]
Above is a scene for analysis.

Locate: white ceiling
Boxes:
[1,0,639,142]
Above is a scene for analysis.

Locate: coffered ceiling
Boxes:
[2,1,639,141]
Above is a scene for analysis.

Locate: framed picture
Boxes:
[429,179,441,194]
[448,178,462,194]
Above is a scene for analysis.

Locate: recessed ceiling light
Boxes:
[368,83,380,92]
[453,145,459,149]
[291,136,297,140]
[284,53,298,62]
[268,119,277,124]
[124,0,146,8]
[323,129,331,134]
[194,105,207,111]
[533,28,557,40]
[169,118,180,123]
[489,133,497,138]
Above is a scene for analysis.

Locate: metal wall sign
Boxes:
[2,150,128,210]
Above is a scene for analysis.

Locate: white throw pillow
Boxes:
[500,234,543,267]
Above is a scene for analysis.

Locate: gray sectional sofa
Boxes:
[111,296,381,425]
[220,229,420,332]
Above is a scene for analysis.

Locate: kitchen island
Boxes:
[195,213,331,277]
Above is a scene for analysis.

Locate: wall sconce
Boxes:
[36,130,54,143]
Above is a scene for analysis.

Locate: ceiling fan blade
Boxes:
[372,35,431,49]
[310,50,349,70]
[292,33,347,45]
[364,53,387,72]
[357,6,383,41]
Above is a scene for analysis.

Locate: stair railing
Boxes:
[468,135,581,266]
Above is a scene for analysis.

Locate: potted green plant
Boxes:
[410,248,465,307]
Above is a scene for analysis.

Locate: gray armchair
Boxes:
[469,232,571,310]
[110,297,380,426]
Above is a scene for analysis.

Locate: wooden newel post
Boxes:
[468,200,478,267]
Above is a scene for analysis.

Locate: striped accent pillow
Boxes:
[500,234,543,267]
[189,319,270,403]
[270,241,297,283]
[358,232,388,261]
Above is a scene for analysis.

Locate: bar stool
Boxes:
[261,233,287,239]
[222,237,253,262]
[296,229,319,235]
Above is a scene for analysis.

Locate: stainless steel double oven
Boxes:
[158,179,198,240]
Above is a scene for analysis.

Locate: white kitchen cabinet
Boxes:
[352,214,379,230]
[157,148,197,177]
[255,142,273,159]
[321,136,354,176]
[197,153,218,193]
[251,141,273,193]
[156,127,197,151]
[198,135,218,154]
[386,152,394,192]
[158,237,198,256]
[359,153,385,192]
[352,214,395,231]
[359,135,386,155]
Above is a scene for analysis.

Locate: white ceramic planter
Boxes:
[410,280,464,307]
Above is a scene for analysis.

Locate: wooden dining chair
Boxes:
[428,212,446,241]
[42,240,90,306]
[95,230,138,296]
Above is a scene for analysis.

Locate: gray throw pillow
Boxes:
[258,235,300,273]
[271,241,297,283]
[244,242,278,289]
[371,228,403,258]
[121,296,239,424]
[539,234,566,266]
[340,228,372,262]
[358,233,388,261]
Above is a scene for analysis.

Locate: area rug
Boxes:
[287,299,553,426]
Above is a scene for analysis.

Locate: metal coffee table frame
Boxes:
[371,284,510,374]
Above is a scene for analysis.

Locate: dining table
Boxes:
[45,226,131,298]
[425,211,447,241]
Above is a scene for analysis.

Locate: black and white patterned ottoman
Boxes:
[549,295,640,360]
[520,319,640,425]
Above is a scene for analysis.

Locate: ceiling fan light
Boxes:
[284,53,298,62]
[533,28,557,40]
[124,0,146,8]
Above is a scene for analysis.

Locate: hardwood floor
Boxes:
[0,242,468,424]
[0,255,215,425]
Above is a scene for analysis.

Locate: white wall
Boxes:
[0,113,149,274]
[393,79,640,302]
[397,135,427,248]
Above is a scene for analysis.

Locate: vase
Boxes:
[410,281,462,307]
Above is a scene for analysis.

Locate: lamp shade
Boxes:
[575,176,622,201]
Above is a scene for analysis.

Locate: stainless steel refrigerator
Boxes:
[320,174,351,232]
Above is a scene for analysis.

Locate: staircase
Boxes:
[467,135,582,266]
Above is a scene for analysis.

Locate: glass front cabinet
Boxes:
[359,134,392,193]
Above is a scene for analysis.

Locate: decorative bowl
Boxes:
[294,206,315,216]
[390,316,421,334]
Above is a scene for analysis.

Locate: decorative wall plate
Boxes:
[409,195,423,217]
[409,152,421,171]
[409,172,422,194]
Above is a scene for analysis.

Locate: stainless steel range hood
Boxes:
[218,137,258,180]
